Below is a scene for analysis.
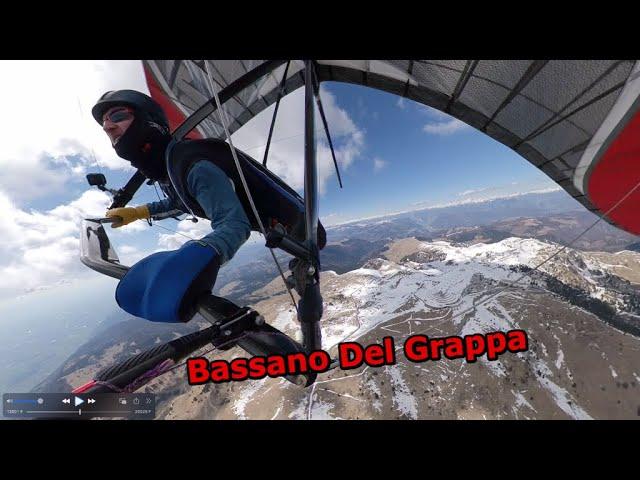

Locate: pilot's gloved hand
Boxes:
[115,241,221,323]
[106,205,150,228]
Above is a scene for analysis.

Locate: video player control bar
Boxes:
[3,393,155,419]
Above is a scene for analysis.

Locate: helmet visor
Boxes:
[101,107,134,126]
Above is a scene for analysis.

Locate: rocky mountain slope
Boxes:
[145,237,640,420]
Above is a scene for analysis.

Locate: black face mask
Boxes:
[114,113,171,181]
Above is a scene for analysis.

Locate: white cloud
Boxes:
[231,86,365,195]
[320,212,352,227]
[335,183,562,227]
[423,118,469,135]
[154,218,270,254]
[115,243,158,266]
[0,186,199,300]
[410,182,561,209]
[156,217,214,250]
[456,182,561,201]
[396,98,406,109]
[0,188,113,299]
[420,105,470,136]
[0,61,148,203]
[111,219,148,234]
[373,157,387,173]
[458,187,491,197]
[0,154,71,203]
[119,245,139,254]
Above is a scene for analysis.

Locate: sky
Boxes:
[0,60,559,303]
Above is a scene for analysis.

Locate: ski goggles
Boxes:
[102,107,134,125]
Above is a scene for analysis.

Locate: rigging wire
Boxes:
[147,221,200,243]
[200,60,299,313]
[263,60,291,168]
[243,129,325,153]
[77,96,103,171]
[125,61,303,311]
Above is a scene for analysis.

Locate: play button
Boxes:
[74,396,84,407]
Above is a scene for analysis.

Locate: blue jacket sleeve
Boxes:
[187,160,252,265]
[147,196,179,216]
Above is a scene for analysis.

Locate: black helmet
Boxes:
[91,90,168,128]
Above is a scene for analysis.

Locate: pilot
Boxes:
[92,90,251,323]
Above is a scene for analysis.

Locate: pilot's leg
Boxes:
[115,241,221,323]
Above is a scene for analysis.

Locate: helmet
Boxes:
[91,90,168,128]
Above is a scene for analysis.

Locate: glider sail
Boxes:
[143,59,640,235]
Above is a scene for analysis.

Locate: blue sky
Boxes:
[0,61,560,303]
[314,82,553,222]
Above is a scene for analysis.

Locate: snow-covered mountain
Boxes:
[151,236,640,420]
[213,191,639,306]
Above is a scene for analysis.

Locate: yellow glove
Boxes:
[106,205,150,228]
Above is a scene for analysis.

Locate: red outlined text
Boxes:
[186,330,528,385]
[338,330,528,369]
[403,330,528,363]
[187,349,331,385]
